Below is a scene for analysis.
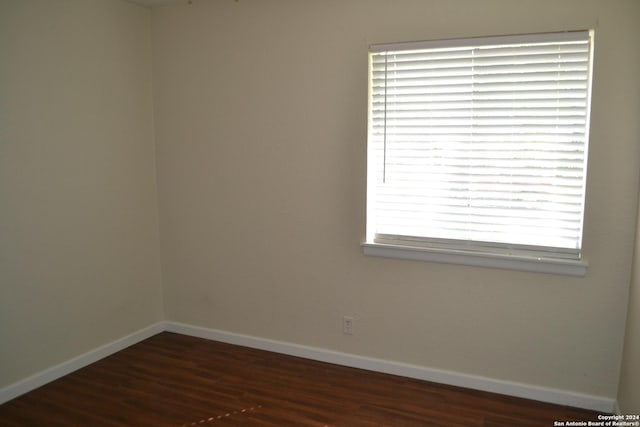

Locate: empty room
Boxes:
[1,0,639,425]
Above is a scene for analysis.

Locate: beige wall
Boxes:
[618,196,640,413]
[152,0,640,400]
[0,0,163,387]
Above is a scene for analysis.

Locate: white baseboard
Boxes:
[0,322,164,405]
[1,320,616,414]
[165,321,616,413]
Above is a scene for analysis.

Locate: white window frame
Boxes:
[363,31,594,276]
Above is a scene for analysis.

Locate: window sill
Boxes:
[362,242,587,276]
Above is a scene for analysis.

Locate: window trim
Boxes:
[362,242,588,276]
[364,30,593,275]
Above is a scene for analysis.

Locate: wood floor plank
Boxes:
[0,332,606,426]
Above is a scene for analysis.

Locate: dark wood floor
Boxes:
[1,332,604,426]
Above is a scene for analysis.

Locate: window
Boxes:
[364,31,594,275]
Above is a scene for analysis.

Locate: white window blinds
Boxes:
[367,31,593,260]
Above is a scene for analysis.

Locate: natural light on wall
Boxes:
[364,31,594,275]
